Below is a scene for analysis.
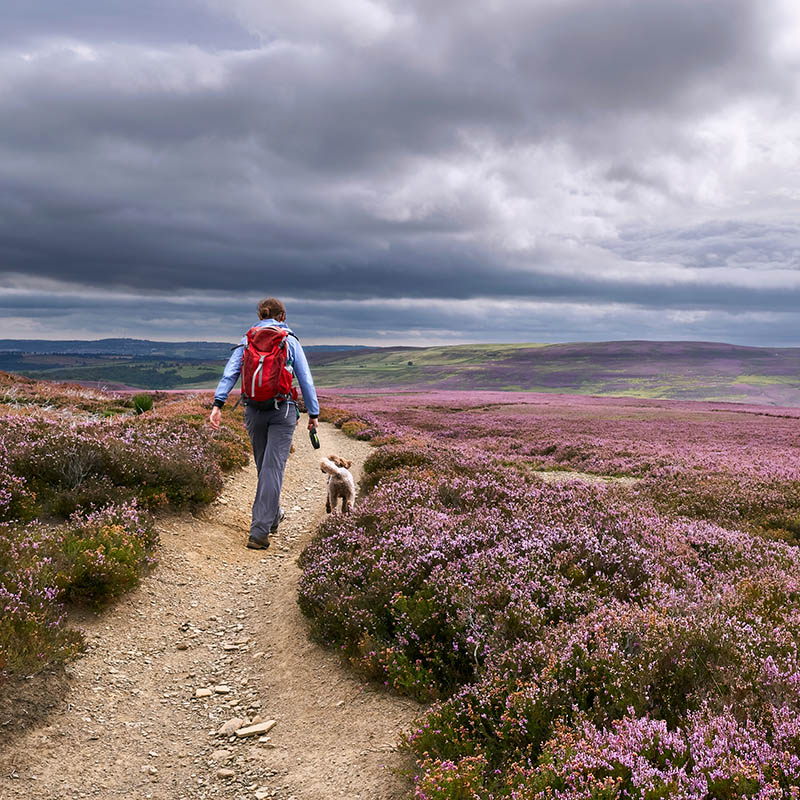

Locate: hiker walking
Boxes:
[209,297,319,550]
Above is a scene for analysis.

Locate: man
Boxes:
[209,297,319,550]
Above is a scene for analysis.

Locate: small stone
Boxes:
[176,643,188,651]
[210,749,232,760]
[222,644,239,652]
[216,768,235,779]
[251,714,263,725]
[195,688,213,698]
[255,789,270,800]
[217,718,243,736]
[213,685,231,694]
[235,720,276,738]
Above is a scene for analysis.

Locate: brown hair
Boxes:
[257,297,286,320]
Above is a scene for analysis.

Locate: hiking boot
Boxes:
[246,537,270,550]
[270,508,286,534]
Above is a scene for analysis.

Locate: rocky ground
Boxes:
[0,422,419,800]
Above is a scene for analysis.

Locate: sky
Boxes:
[1,0,800,346]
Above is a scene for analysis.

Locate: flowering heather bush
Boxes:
[0,370,133,414]
[2,412,226,515]
[0,445,36,523]
[0,523,83,676]
[1,388,248,517]
[503,706,800,800]
[152,394,250,473]
[303,391,800,798]
[0,503,153,675]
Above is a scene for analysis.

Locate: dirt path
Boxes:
[0,422,419,800]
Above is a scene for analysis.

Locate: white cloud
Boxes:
[215,0,406,46]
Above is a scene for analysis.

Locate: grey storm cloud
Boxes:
[1,0,799,344]
[1,0,258,49]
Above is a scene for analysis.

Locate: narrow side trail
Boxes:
[0,422,419,800]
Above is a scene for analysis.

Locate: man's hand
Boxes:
[308,417,318,431]
[209,406,221,430]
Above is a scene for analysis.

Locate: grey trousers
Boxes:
[244,401,298,543]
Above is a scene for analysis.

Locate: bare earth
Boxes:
[0,421,419,800]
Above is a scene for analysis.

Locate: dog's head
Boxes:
[329,454,352,470]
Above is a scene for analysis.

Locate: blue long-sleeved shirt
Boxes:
[213,319,319,417]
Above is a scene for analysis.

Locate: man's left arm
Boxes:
[209,340,244,429]
[291,339,319,428]
[213,342,245,408]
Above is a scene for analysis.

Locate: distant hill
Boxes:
[0,338,367,390]
[0,338,364,359]
[0,337,233,359]
[3,338,800,405]
[307,340,800,406]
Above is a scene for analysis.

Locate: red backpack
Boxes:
[241,325,298,405]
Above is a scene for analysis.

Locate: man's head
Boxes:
[257,297,286,321]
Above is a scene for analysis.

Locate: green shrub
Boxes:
[51,504,158,606]
[319,405,355,427]
[132,393,154,414]
[411,755,489,799]
[360,444,437,492]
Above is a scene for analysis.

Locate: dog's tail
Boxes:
[320,458,350,478]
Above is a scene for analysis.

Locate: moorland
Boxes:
[2,364,800,798]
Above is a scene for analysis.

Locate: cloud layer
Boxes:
[1,0,799,344]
